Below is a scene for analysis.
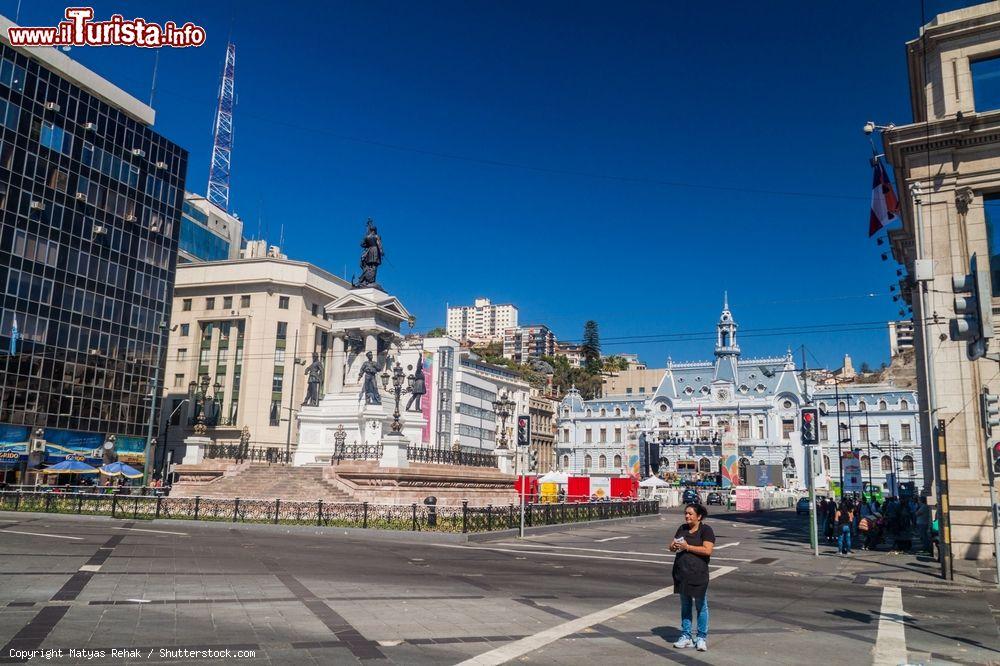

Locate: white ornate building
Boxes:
[557,297,924,492]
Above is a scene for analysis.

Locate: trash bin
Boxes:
[423,496,437,528]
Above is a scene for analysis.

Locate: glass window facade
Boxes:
[0,43,187,442]
[972,56,1000,112]
[178,213,229,262]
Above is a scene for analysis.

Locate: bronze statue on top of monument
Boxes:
[354,218,384,289]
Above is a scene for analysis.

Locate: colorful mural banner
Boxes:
[115,436,147,464]
[625,432,640,478]
[590,476,610,499]
[421,351,433,445]
[720,427,739,489]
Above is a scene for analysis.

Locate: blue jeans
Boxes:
[680,594,709,639]
[838,525,852,553]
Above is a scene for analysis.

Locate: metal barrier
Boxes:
[204,444,292,464]
[0,491,659,533]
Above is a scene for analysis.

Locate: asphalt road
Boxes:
[0,507,997,665]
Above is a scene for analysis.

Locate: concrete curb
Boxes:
[0,509,663,544]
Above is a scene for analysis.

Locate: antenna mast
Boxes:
[208,42,236,211]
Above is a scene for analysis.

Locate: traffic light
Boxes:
[809,445,823,476]
[990,440,1000,477]
[950,253,994,360]
[516,416,530,447]
[981,388,1000,437]
[800,407,819,446]
[529,448,538,472]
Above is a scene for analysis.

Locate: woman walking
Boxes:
[671,504,716,652]
[835,500,854,555]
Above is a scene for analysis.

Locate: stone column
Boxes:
[329,334,345,394]
[365,330,378,355]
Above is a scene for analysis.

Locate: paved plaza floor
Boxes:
[0,507,997,664]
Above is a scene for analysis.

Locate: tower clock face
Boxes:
[716,389,729,401]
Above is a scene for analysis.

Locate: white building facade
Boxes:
[446,298,518,344]
[557,298,925,493]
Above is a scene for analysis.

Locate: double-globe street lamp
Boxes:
[380,360,414,436]
[492,391,515,450]
[188,374,222,436]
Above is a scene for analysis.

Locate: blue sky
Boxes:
[11,0,975,369]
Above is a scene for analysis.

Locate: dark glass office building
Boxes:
[0,36,186,476]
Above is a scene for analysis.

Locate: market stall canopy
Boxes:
[537,471,569,484]
[99,462,143,478]
[638,476,670,488]
[44,459,98,474]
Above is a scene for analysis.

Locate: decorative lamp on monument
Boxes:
[380,361,413,435]
[492,391,515,450]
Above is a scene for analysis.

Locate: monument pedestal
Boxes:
[496,448,514,475]
[379,434,409,468]
[181,436,212,465]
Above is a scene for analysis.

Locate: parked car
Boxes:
[682,489,701,504]
[796,497,810,515]
[706,491,723,506]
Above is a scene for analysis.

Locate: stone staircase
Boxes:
[170,464,354,502]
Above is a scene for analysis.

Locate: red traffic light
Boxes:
[993,441,1000,456]
[803,412,813,423]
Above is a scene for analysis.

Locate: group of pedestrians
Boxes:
[818,494,932,555]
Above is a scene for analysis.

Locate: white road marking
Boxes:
[501,541,753,562]
[1,530,82,540]
[873,586,908,665]
[595,536,630,542]
[126,599,151,604]
[457,566,737,666]
[111,526,188,536]
[430,543,670,566]
[78,564,101,572]
[714,542,740,550]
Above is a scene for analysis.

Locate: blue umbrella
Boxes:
[99,462,143,479]
[45,459,99,474]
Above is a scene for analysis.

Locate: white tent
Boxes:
[638,476,670,488]
[538,471,570,484]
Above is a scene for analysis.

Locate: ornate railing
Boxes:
[204,443,292,464]
[408,447,497,468]
[332,444,383,463]
[0,490,659,533]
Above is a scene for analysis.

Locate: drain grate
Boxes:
[751,557,778,565]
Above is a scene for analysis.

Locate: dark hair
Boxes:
[686,503,709,519]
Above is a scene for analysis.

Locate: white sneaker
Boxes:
[696,638,707,651]
[673,636,694,649]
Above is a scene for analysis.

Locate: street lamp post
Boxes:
[492,391,514,450]
[380,360,414,436]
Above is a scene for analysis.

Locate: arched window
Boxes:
[757,460,766,466]
[629,407,636,416]
[698,457,712,472]
[880,455,891,471]
[614,407,621,416]
[901,455,914,472]
[878,400,887,411]
[600,408,606,417]
[598,454,607,468]
[584,454,592,468]
[900,399,909,410]
[562,455,569,468]
[563,408,569,416]
[838,401,846,411]
[858,400,867,411]
[818,402,828,411]
[613,454,622,468]
[783,457,795,469]
[823,455,830,470]
[860,455,870,471]
[586,409,592,417]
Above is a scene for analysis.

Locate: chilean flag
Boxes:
[869,157,900,237]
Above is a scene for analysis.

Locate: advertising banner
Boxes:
[590,476,611,499]
[747,464,785,488]
[626,431,640,478]
[720,427,739,489]
[115,436,146,464]
[567,476,590,501]
[421,351,433,445]
[843,453,863,493]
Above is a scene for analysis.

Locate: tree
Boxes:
[581,320,601,372]
[603,355,630,373]
[426,327,447,338]
[860,361,872,374]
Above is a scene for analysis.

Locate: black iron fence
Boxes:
[408,447,497,468]
[0,485,167,496]
[204,444,292,465]
[0,490,659,533]
[332,444,383,463]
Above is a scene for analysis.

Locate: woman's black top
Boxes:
[671,523,716,598]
